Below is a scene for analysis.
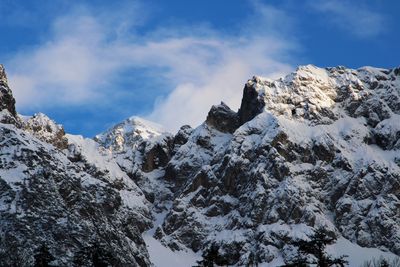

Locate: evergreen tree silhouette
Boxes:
[194,244,229,267]
[379,258,390,267]
[73,242,118,267]
[91,244,113,267]
[247,251,260,267]
[282,227,348,267]
[34,244,55,267]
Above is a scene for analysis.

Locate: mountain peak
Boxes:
[127,116,165,134]
[0,64,8,84]
[0,65,17,118]
[237,65,400,127]
[206,102,240,133]
[0,64,399,266]
[95,116,166,152]
[21,113,68,150]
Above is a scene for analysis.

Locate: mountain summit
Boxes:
[0,64,399,266]
[148,65,400,265]
[0,65,16,115]
[0,64,19,125]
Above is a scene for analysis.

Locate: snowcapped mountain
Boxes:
[0,63,399,266]
[0,65,152,266]
[149,65,400,265]
[94,116,165,153]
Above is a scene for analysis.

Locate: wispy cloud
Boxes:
[6,1,296,133]
[308,0,386,38]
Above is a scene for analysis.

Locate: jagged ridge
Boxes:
[118,65,400,265]
[0,64,399,266]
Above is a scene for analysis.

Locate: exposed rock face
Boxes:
[21,113,68,150]
[0,65,22,126]
[0,125,152,266]
[94,116,175,212]
[94,116,163,153]
[0,68,152,266]
[237,80,266,124]
[1,64,399,266]
[173,125,193,148]
[148,65,400,265]
[0,65,16,117]
[141,135,174,173]
[206,102,240,133]
[371,115,400,150]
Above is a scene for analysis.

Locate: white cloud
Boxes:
[309,0,385,38]
[6,2,296,133]
[146,36,293,130]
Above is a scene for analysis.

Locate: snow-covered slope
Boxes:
[147,65,400,265]
[94,64,400,266]
[95,116,164,153]
[0,66,152,266]
[0,63,399,266]
[94,116,176,213]
[0,124,153,266]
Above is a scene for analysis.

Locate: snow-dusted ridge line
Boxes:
[146,64,400,266]
[0,64,399,266]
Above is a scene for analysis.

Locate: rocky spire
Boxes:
[0,65,17,117]
[205,78,266,134]
[237,77,266,125]
[206,102,240,133]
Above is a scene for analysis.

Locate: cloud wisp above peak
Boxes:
[308,0,386,38]
[6,2,296,133]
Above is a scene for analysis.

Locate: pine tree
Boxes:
[379,258,390,267]
[247,251,259,267]
[73,242,118,267]
[91,244,113,267]
[194,244,229,267]
[34,244,55,267]
[282,227,348,267]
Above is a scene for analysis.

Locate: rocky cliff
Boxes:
[0,64,399,266]
[147,65,400,265]
[96,65,400,265]
[0,66,152,266]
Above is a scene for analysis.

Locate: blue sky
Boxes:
[0,0,399,136]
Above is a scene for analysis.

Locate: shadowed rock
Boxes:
[206,102,240,133]
[237,79,265,124]
[0,65,16,117]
